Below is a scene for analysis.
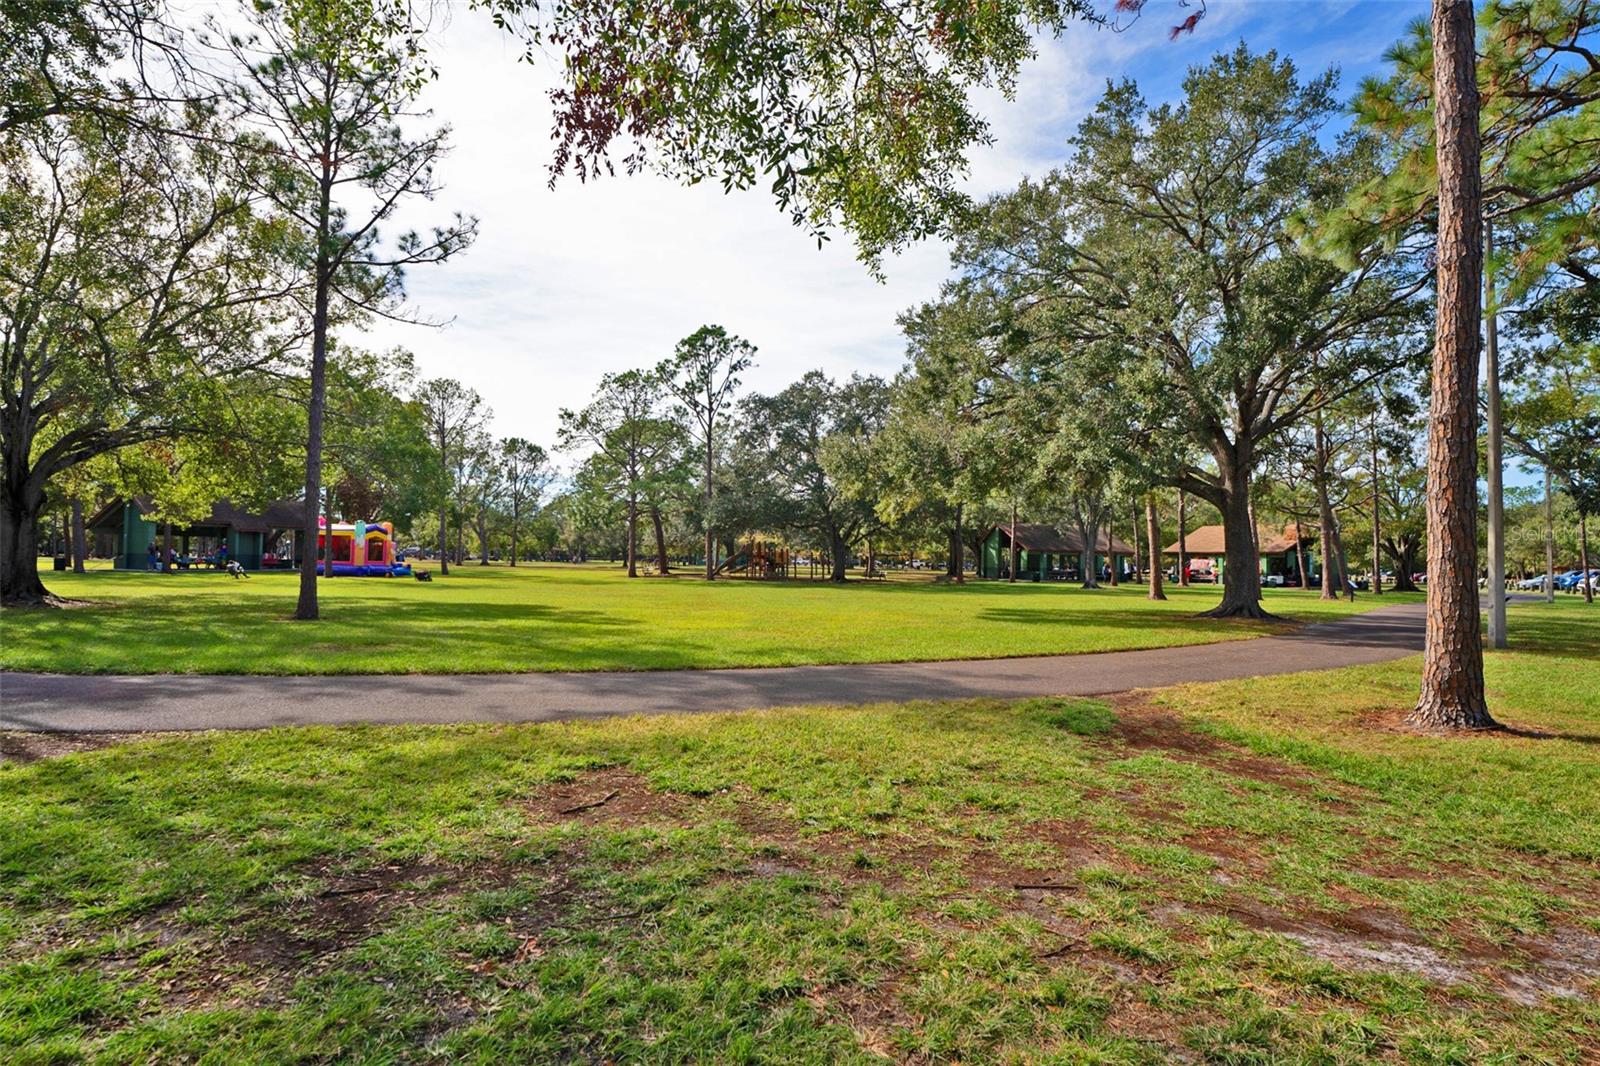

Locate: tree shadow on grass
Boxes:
[1,598,689,674]
[973,606,1270,633]
[1,704,1022,921]
[1502,632,1600,660]
[1359,709,1600,747]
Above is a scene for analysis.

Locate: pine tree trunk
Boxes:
[163,521,173,573]
[1370,418,1383,595]
[1130,498,1142,582]
[1177,489,1189,587]
[948,504,964,581]
[1333,511,1355,601]
[1146,494,1166,601]
[295,171,334,620]
[651,505,670,574]
[1581,513,1593,605]
[626,491,638,578]
[1293,517,1310,592]
[703,433,716,580]
[325,498,337,580]
[438,503,450,576]
[1008,501,1018,584]
[1484,220,1506,645]
[70,497,87,573]
[1410,0,1495,729]
[1107,496,1118,587]
[1544,467,1556,602]
[510,500,520,567]
[1315,416,1339,600]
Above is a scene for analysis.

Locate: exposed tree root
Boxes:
[1,592,95,610]
[1195,601,1283,622]
[1403,704,1502,733]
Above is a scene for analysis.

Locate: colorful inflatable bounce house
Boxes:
[314,517,413,577]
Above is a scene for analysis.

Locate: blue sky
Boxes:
[365,1,1433,452]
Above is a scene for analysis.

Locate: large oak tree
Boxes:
[1,105,291,603]
[945,47,1426,617]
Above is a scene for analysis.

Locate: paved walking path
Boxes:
[1,600,1429,733]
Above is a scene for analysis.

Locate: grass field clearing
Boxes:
[1,562,1423,675]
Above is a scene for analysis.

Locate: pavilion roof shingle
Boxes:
[990,523,1134,555]
[88,497,308,535]
[1161,523,1315,556]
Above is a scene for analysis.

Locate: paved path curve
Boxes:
[1,600,1429,733]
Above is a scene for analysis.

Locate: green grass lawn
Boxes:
[2,599,1595,1063]
[1,562,1422,675]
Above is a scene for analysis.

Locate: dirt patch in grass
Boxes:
[1102,999,1199,1062]
[102,849,589,1019]
[812,976,910,1061]
[524,765,1599,1018]
[0,730,149,763]
[525,766,700,827]
[1106,697,1228,757]
[1173,894,1600,1006]
[1178,826,1272,882]
[1022,816,1129,871]
[228,859,466,971]
[1108,693,1369,804]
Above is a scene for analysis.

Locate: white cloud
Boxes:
[360,3,1424,448]
[360,13,1134,445]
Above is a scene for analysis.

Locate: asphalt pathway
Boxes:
[0,598,1434,733]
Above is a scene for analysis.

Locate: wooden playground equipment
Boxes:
[714,538,794,579]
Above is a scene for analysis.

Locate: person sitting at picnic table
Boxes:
[146,542,159,571]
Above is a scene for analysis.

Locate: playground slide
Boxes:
[713,552,750,576]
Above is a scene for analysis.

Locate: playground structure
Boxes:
[714,539,794,579]
[314,517,414,577]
